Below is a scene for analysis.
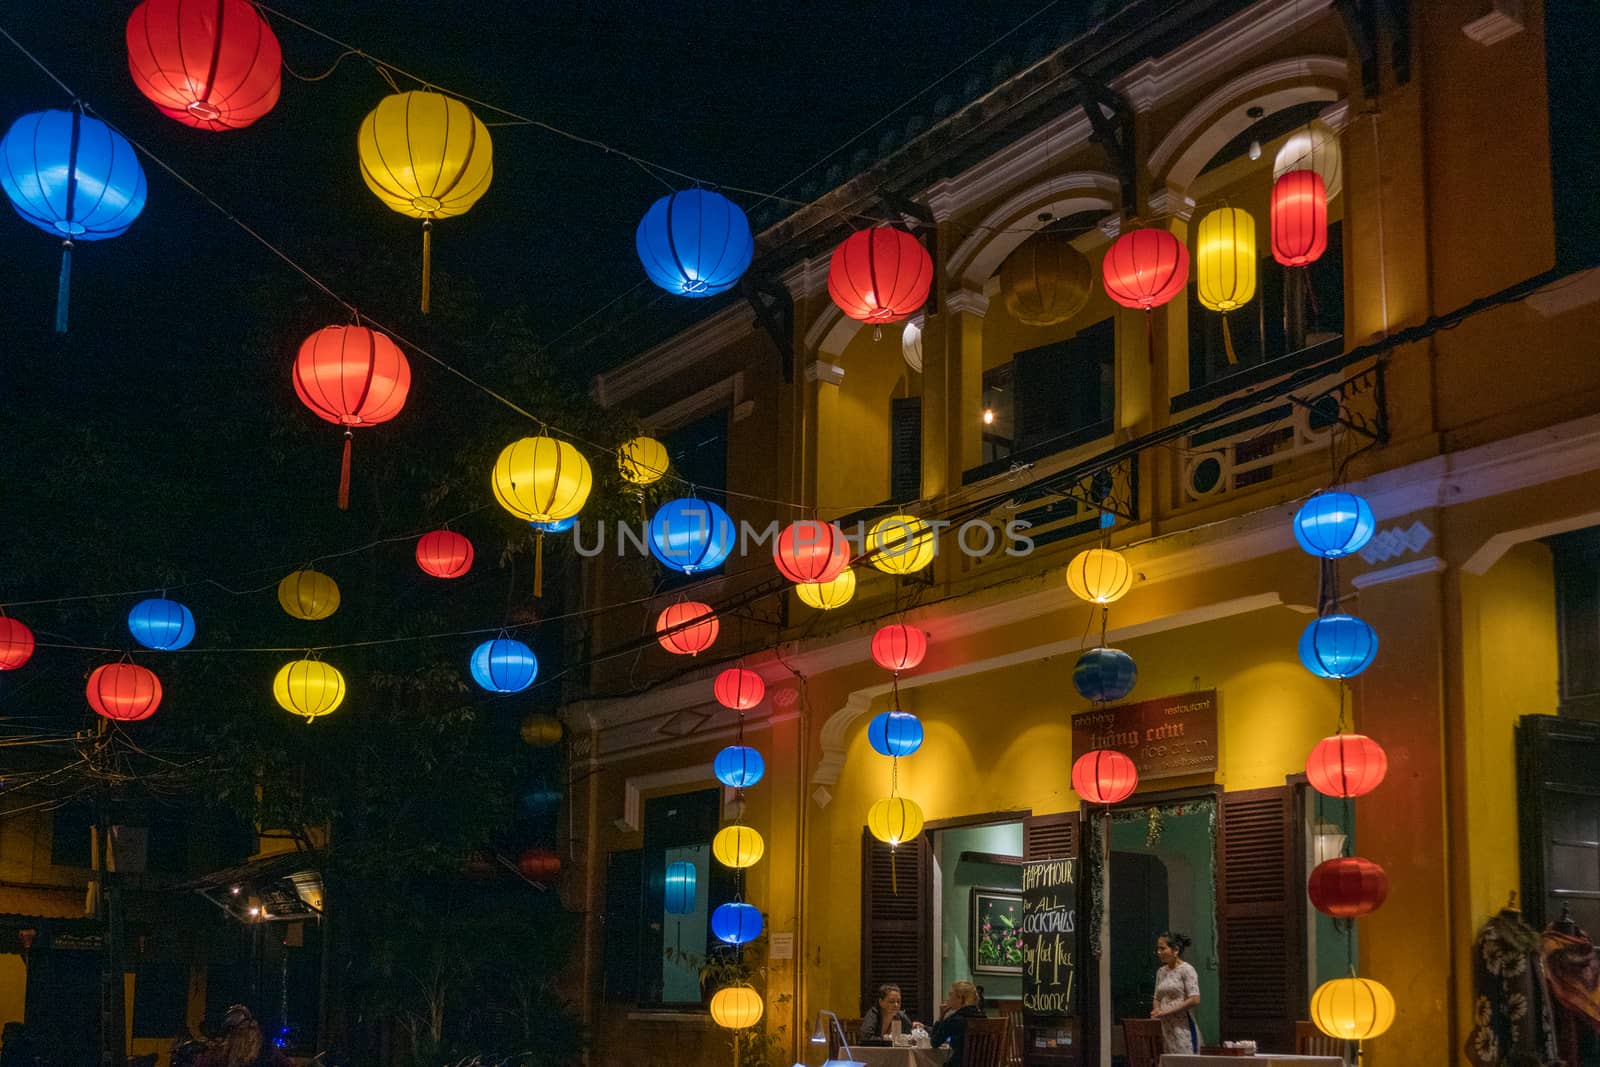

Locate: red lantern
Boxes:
[871,624,927,673]
[293,325,412,510]
[0,617,35,670]
[1307,856,1388,918]
[462,852,498,881]
[1306,733,1387,798]
[1102,228,1189,310]
[126,0,283,131]
[827,227,933,324]
[1071,749,1138,805]
[714,668,765,711]
[86,663,163,722]
[774,521,851,584]
[517,847,561,882]
[415,530,474,579]
[1271,170,1328,267]
[656,601,719,656]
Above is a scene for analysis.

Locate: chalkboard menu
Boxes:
[1020,857,1077,1018]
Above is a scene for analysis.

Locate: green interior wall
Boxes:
[937,822,1024,1002]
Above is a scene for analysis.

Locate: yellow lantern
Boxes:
[866,514,935,575]
[519,713,563,747]
[618,436,670,486]
[1310,976,1395,1040]
[868,796,925,845]
[998,230,1093,326]
[1065,548,1133,605]
[709,985,764,1030]
[493,436,593,597]
[278,569,340,621]
[357,90,494,312]
[273,659,346,722]
[712,825,764,869]
[796,567,856,611]
[1195,208,1256,313]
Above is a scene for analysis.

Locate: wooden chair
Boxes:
[1122,1018,1165,1067]
[997,1003,1025,1067]
[1295,1020,1346,1058]
[961,1016,1009,1067]
[829,1019,862,1059]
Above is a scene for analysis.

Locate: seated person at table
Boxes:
[931,981,986,1067]
[859,983,914,1043]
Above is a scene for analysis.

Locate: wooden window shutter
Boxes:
[1217,786,1301,1052]
[890,397,922,504]
[1023,812,1079,860]
[861,830,933,1024]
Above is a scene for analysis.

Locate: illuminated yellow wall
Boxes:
[0,955,23,1032]
[817,324,921,515]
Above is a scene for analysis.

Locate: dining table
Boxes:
[850,1044,954,1067]
[1159,1056,1344,1066]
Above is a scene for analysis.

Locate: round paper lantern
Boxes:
[796,568,856,611]
[636,189,753,297]
[656,602,719,656]
[1271,170,1328,267]
[492,437,593,524]
[1073,648,1137,703]
[517,848,561,882]
[1071,749,1138,805]
[713,745,765,789]
[293,325,412,509]
[867,711,924,758]
[1065,548,1133,605]
[871,624,927,673]
[1299,615,1378,679]
[1101,228,1188,310]
[1310,977,1396,1040]
[126,0,283,130]
[775,521,851,585]
[1275,119,1343,201]
[277,569,340,621]
[87,663,163,722]
[127,598,196,651]
[712,902,764,945]
[866,515,935,575]
[470,636,538,693]
[1194,208,1256,313]
[901,317,924,373]
[709,985,764,1030]
[415,530,474,579]
[273,659,345,722]
[712,825,764,869]
[519,786,561,817]
[649,498,736,574]
[357,90,493,312]
[664,861,697,914]
[1293,492,1376,558]
[827,227,933,324]
[999,230,1093,326]
[519,713,563,747]
[1308,857,1389,918]
[713,668,765,711]
[0,618,36,670]
[0,110,147,332]
[618,436,670,486]
[867,796,925,846]
[1306,733,1388,798]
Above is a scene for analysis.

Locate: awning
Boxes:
[0,883,86,920]
[178,850,323,924]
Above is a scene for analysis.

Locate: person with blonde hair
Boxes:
[197,1006,289,1067]
[930,980,986,1067]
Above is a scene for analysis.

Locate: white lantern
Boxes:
[901,317,923,373]
[1274,118,1342,201]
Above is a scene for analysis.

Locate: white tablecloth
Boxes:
[1159,1057,1344,1067]
[851,1045,953,1067]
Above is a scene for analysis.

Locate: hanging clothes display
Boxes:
[1465,905,1561,1066]
[1540,915,1600,1067]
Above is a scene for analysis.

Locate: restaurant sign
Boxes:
[1021,857,1076,1019]
[1070,689,1218,781]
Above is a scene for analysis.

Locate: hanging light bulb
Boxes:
[1248,139,1262,161]
[982,409,995,426]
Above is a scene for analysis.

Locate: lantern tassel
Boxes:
[420,220,432,314]
[533,531,545,598]
[891,844,899,895]
[1221,314,1238,365]
[55,239,73,334]
[337,432,352,511]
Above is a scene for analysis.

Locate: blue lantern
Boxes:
[1293,492,1376,558]
[127,598,196,651]
[1073,647,1137,703]
[867,711,924,757]
[0,110,147,332]
[664,861,697,914]
[531,517,575,534]
[1299,614,1378,678]
[519,786,562,818]
[713,745,765,788]
[711,901,764,945]
[469,636,538,693]
[636,189,754,298]
[649,498,736,574]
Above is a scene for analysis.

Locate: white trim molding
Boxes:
[617,766,726,832]
[944,289,990,318]
[945,172,1120,289]
[591,306,754,409]
[1351,556,1447,589]
[1463,1,1525,45]
[641,371,753,433]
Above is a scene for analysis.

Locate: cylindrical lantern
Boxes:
[712,902,764,945]
[618,436,670,486]
[1194,208,1256,313]
[867,796,925,846]
[867,711,924,757]
[871,624,928,673]
[827,227,933,324]
[1071,749,1138,805]
[999,230,1093,326]
[1271,170,1328,267]
[866,514,935,575]
[293,325,412,509]
[712,825,764,869]
[901,317,924,373]
[709,985,764,1030]
[774,521,851,584]
[1065,548,1133,604]
[519,713,563,747]
[127,598,196,651]
[713,745,766,789]
[126,0,283,130]
[1101,228,1188,310]
[1308,857,1389,918]
[1073,647,1137,703]
[656,602,719,656]
[1293,492,1376,558]
[87,663,163,722]
[664,861,697,914]
[517,848,561,882]
[713,668,765,711]
[796,568,856,611]
[277,570,340,621]
[636,189,754,297]
[1310,977,1396,1040]
[470,636,538,693]
[1306,733,1388,798]
[0,618,36,670]
[1275,119,1342,200]
[492,437,593,524]
[649,498,736,574]
[1299,615,1378,678]
[273,659,346,722]
[416,530,474,579]
[519,786,562,818]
